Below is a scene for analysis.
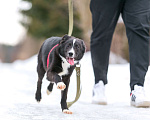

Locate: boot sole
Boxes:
[92,101,107,105]
[131,101,150,108]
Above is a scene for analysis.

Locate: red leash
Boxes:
[47,44,59,68]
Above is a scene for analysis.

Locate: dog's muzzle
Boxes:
[66,52,74,65]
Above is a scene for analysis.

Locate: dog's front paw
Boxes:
[57,82,66,90]
[63,109,73,114]
[35,92,42,102]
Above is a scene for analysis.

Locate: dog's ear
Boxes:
[60,34,70,44]
[81,40,86,53]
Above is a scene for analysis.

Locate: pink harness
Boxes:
[47,44,59,68]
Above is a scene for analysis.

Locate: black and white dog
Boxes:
[35,35,85,114]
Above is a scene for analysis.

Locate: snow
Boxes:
[109,52,128,64]
[0,52,150,120]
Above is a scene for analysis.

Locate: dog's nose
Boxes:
[68,52,73,57]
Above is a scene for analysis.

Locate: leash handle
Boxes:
[68,0,73,36]
[67,63,82,108]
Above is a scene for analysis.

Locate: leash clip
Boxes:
[75,63,80,77]
[76,63,81,68]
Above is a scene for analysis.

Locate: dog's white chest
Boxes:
[58,59,70,77]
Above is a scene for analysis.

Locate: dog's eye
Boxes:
[69,43,72,46]
[75,44,80,49]
[67,43,72,48]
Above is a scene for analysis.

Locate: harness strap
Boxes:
[47,44,59,68]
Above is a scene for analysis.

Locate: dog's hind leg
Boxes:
[46,82,54,95]
[35,63,45,102]
[35,52,46,102]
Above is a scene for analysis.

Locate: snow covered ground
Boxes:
[0,52,150,120]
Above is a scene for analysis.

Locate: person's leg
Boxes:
[90,0,125,104]
[90,0,124,85]
[122,0,150,91]
[122,0,150,107]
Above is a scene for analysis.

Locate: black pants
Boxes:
[90,0,150,90]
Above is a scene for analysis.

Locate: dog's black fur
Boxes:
[35,35,85,113]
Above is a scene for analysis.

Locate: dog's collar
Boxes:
[47,44,59,68]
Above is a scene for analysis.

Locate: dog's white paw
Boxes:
[46,89,52,95]
[63,109,73,114]
[57,82,66,90]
